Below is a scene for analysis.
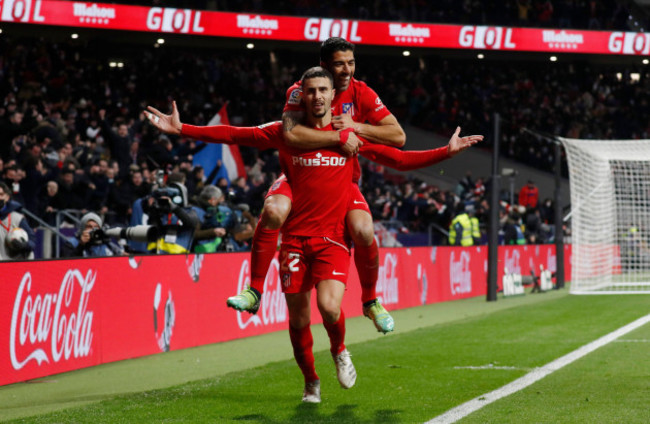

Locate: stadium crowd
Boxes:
[1,7,643,257]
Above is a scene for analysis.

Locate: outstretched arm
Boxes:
[360,127,483,171]
[145,102,282,149]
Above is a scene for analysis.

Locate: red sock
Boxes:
[250,224,280,293]
[289,324,318,383]
[323,310,346,356]
[354,239,379,304]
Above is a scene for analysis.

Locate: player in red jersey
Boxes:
[228,38,410,333]
[146,67,482,402]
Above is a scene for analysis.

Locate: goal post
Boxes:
[560,137,650,294]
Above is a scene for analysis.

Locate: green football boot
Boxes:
[363,300,394,334]
[226,287,261,314]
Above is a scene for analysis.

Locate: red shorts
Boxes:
[266,176,370,216]
[279,235,351,294]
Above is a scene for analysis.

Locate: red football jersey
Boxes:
[180,121,450,237]
[283,77,392,182]
[272,124,353,239]
[183,121,353,238]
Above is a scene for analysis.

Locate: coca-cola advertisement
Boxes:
[0,244,571,386]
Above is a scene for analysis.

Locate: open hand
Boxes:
[145,101,182,135]
[447,126,483,157]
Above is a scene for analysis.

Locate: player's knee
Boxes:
[289,310,311,330]
[349,221,374,246]
[262,198,290,230]
[289,315,310,329]
[318,301,341,324]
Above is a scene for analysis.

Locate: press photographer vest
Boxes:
[148,224,194,254]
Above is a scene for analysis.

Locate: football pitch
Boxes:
[2,288,649,423]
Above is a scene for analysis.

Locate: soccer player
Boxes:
[228,37,407,334]
[146,67,482,403]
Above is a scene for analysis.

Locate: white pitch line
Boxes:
[426,312,650,424]
[453,365,526,371]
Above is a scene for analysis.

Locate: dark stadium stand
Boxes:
[0,1,646,256]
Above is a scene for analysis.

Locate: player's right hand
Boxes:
[447,126,483,157]
[145,101,183,135]
[340,131,363,156]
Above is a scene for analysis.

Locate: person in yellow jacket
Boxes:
[470,214,481,245]
[449,203,474,246]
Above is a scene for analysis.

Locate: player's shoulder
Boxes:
[257,121,283,131]
[349,78,381,102]
[286,80,303,105]
[256,121,284,148]
[350,77,373,92]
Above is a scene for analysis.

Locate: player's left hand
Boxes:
[447,126,483,157]
[340,131,362,156]
[332,111,359,132]
[145,101,182,135]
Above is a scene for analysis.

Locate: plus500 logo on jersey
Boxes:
[292,153,346,167]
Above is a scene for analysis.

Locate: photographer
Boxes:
[142,180,199,254]
[64,212,124,258]
[193,185,228,253]
[220,187,258,252]
[0,182,35,260]
[192,185,257,253]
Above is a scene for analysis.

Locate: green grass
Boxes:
[2,290,650,423]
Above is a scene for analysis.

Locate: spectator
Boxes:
[536,0,554,26]
[87,160,110,214]
[503,211,526,245]
[448,203,473,246]
[124,168,151,207]
[0,109,37,160]
[98,109,144,179]
[524,206,543,244]
[21,156,56,214]
[37,180,64,225]
[0,181,35,260]
[147,134,176,171]
[470,208,481,245]
[2,164,26,207]
[56,168,86,211]
[63,212,124,257]
[229,176,250,205]
[539,197,555,225]
[518,180,539,209]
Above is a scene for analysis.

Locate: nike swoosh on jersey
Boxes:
[353,200,365,204]
[332,271,346,275]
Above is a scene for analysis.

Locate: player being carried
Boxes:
[145,66,482,403]
[227,37,453,334]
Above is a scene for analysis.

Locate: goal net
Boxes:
[560,137,650,294]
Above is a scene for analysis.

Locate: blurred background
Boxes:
[1,0,649,258]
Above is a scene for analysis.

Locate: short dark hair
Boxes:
[320,37,355,63]
[300,66,334,87]
[0,181,10,198]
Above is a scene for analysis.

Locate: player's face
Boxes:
[323,50,355,92]
[302,77,334,119]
